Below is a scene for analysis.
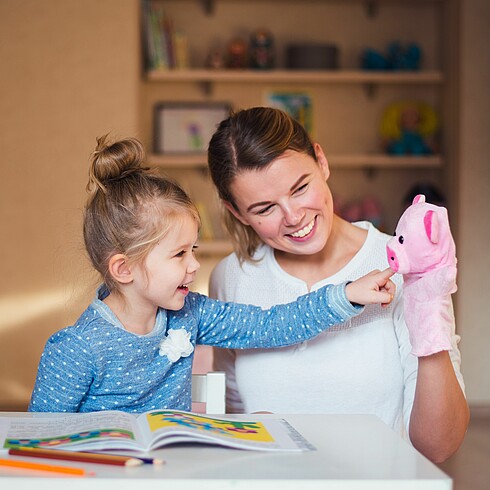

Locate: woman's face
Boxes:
[226,144,335,256]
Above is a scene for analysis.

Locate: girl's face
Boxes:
[132,214,200,311]
[226,145,335,256]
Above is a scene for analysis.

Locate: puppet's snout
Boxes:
[386,245,400,272]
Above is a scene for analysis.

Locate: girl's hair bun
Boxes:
[88,134,147,194]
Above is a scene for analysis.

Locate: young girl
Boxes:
[28,135,394,414]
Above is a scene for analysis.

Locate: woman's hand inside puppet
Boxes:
[386,194,457,357]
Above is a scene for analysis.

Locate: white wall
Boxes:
[456,0,490,404]
[0,0,141,409]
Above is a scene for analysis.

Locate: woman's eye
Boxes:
[294,183,308,194]
[256,204,274,216]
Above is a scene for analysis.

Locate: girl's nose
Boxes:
[188,254,200,273]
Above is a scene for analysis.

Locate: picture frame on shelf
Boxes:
[153,102,231,154]
[265,91,314,137]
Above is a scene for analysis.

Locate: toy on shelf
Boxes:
[227,38,248,69]
[249,28,275,69]
[206,45,226,69]
[361,42,421,71]
[380,100,439,155]
[386,194,457,357]
[403,183,447,209]
[339,196,384,230]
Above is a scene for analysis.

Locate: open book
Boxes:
[0,410,314,453]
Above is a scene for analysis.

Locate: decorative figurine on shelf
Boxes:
[386,194,457,357]
[340,196,384,230]
[249,28,275,69]
[206,44,226,69]
[361,42,422,71]
[380,100,439,155]
[403,183,447,209]
[227,37,248,69]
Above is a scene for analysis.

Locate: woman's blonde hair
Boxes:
[207,107,316,262]
[84,134,200,292]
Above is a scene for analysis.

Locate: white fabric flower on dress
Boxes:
[159,328,194,362]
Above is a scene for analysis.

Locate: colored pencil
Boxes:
[8,447,146,467]
[85,452,165,466]
[0,457,87,476]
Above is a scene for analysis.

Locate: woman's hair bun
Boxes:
[88,134,147,193]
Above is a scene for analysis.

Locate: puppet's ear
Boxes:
[413,194,426,205]
[424,210,439,244]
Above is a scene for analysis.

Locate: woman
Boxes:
[207,107,469,463]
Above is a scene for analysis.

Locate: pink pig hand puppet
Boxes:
[386,194,457,357]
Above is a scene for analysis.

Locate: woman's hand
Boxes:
[346,268,396,307]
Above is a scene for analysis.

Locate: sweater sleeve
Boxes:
[195,282,362,348]
[395,293,465,439]
[28,329,95,413]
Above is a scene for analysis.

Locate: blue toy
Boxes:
[362,42,421,71]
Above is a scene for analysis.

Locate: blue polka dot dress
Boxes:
[29,283,360,413]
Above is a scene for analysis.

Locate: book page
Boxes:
[1,411,145,451]
[143,410,315,452]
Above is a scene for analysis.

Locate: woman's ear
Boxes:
[313,143,330,181]
[108,254,133,284]
[223,200,250,226]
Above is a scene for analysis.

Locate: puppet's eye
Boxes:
[398,235,404,244]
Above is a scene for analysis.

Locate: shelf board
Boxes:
[196,239,232,256]
[146,69,443,85]
[149,153,443,169]
[331,154,442,168]
[149,154,209,168]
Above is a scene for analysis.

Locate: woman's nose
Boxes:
[282,205,303,226]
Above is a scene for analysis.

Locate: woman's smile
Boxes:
[287,216,317,240]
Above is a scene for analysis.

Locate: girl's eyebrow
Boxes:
[246,173,311,213]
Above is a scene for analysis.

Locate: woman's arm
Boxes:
[409,351,470,463]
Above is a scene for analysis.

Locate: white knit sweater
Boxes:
[211,222,465,439]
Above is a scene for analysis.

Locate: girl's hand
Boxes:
[345,268,396,307]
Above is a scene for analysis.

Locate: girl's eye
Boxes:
[175,250,186,257]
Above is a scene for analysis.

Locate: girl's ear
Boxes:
[223,200,250,226]
[108,254,133,284]
[313,143,330,181]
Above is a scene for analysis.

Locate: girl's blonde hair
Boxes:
[84,134,200,292]
[207,107,316,262]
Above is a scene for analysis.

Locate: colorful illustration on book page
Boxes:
[4,429,134,449]
[147,411,274,442]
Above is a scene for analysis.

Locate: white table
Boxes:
[0,413,451,489]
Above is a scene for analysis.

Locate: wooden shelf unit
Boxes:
[141,0,455,253]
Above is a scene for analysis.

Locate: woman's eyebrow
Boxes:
[246,173,311,213]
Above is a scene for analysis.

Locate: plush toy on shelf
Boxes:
[386,194,457,357]
[380,100,439,155]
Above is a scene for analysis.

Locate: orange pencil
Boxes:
[0,457,87,476]
[8,447,146,467]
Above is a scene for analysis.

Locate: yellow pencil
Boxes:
[0,457,87,476]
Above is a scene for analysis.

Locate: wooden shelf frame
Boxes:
[146,69,443,85]
[149,153,443,169]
